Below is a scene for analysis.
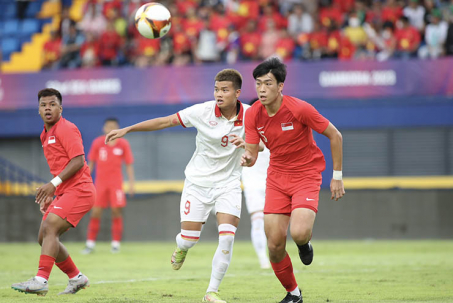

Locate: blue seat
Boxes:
[3,3,17,19]
[20,19,40,37]
[3,20,20,36]
[25,1,42,18]
[1,37,20,61]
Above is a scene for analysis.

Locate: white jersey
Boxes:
[177,100,249,188]
[242,146,270,191]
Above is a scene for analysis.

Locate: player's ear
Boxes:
[236,89,241,98]
[278,82,284,93]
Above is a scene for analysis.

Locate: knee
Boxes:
[41,220,58,238]
[291,228,312,245]
[220,235,235,247]
[267,240,285,255]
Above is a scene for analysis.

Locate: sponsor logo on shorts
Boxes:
[53,206,63,209]
[306,198,315,201]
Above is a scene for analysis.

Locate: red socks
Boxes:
[112,217,123,242]
[87,218,100,241]
[271,253,298,292]
[36,255,56,280]
[56,256,80,279]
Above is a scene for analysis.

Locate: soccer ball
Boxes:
[135,2,172,39]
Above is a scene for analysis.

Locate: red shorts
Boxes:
[264,170,322,215]
[94,184,126,208]
[43,182,96,227]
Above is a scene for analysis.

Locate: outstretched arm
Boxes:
[322,122,345,201]
[105,114,181,143]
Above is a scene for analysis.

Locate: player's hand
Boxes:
[330,179,345,201]
[40,196,53,215]
[241,151,254,167]
[229,134,245,149]
[105,128,127,144]
[35,183,56,205]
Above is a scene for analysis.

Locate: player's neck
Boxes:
[220,103,238,120]
[44,117,61,131]
[264,95,283,117]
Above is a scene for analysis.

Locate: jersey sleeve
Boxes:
[123,140,134,165]
[88,138,99,162]
[291,100,330,134]
[59,124,85,160]
[245,106,260,144]
[177,103,204,128]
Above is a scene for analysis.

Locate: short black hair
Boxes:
[253,57,287,84]
[38,88,62,104]
[215,69,243,90]
[104,117,119,124]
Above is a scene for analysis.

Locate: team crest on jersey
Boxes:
[48,136,56,144]
[209,121,218,126]
[281,122,294,131]
[234,120,243,126]
[113,148,123,156]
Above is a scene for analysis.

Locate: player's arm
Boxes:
[88,160,95,174]
[241,143,260,167]
[35,155,85,204]
[105,114,181,143]
[322,122,345,201]
[126,164,135,197]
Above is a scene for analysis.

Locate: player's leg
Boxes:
[83,206,103,254]
[172,180,209,270]
[245,187,269,269]
[111,207,123,253]
[83,185,107,253]
[290,171,322,266]
[11,213,72,296]
[265,171,302,303]
[203,185,241,303]
[110,188,126,253]
[290,208,316,266]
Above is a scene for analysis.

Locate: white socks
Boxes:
[176,229,201,251]
[251,212,269,268]
[290,286,301,296]
[206,224,236,293]
[35,276,47,283]
[86,240,95,249]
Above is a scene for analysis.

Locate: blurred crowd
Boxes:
[42,0,453,69]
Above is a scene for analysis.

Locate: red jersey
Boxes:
[245,96,329,174]
[40,117,92,196]
[88,136,133,187]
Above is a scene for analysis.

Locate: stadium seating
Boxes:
[1,38,20,61]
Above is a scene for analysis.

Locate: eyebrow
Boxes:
[215,86,230,89]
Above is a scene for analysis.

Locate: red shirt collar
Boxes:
[43,116,63,133]
[215,100,244,122]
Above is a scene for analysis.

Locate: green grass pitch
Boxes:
[1,241,452,302]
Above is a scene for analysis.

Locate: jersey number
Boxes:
[184,201,191,215]
[221,135,229,147]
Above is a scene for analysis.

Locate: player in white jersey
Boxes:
[105,69,253,303]
[241,100,271,269]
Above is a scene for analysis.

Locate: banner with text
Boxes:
[1,59,452,109]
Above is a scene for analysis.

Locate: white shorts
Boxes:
[243,187,265,214]
[180,179,242,223]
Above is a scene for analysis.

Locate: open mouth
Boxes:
[45,113,52,119]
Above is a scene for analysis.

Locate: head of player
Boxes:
[214,69,242,118]
[103,117,120,135]
[38,88,63,130]
[252,57,287,108]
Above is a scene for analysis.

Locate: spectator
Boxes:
[319,3,344,28]
[275,29,296,60]
[78,2,107,38]
[259,20,280,59]
[381,0,403,24]
[308,20,328,59]
[171,22,193,66]
[325,21,342,58]
[42,31,61,70]
[134,36,161,68]
[98,20,123,66]
[183,7,205,39]
[344,11,368,50]
[446,15,453,55]
[419,9,448,59]
[376,21,397,61]
[287,4,314,38]
[239,20,261,60]
[403,0,426,32]
[366,1,383,24]
[395,16,420,59]
[80,32,100,68]
[195,19,220,63]
[59,7,77,42]
[258,4,286,32]
[59,23,85,69]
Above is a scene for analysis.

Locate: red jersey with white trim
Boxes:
[40,117,92,195]
[88,136,134,187]
[245,95,329,174]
